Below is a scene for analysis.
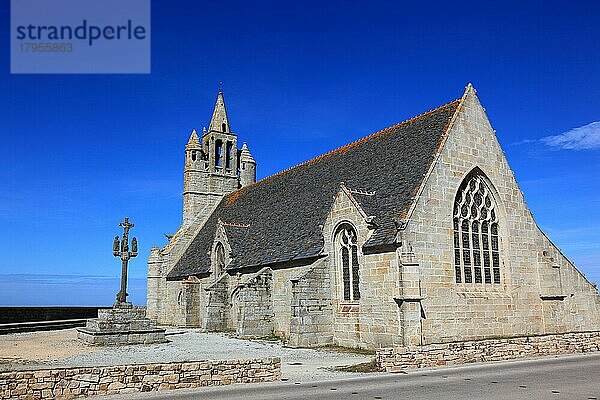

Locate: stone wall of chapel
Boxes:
[271,266,311,339]
[404,89,600,344]
[236,269,274,337]
[203,274,230,332]
[147,201,220,325]
[537,233,600,333]
[321,188,402,349]
[148,263,202,327]
[288,260,334,347]
[181,278,203,327]
[157,279,186,326]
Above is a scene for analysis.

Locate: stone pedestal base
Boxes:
[77,302,166,345]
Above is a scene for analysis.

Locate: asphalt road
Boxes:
[100,353,600,400]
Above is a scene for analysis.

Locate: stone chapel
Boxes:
[146,84,600,349]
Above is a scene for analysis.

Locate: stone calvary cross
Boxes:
[112,217,138,304]
[78,216,165,345]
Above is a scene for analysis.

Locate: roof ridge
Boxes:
[347,187,375,196]
[222,221,250,228]
[224,97,461,205]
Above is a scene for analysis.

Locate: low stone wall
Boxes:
[0,307,109,324]
[0,357,280,399]
[377,331,600,372]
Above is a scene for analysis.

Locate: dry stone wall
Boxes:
[377,331,600,372]
[0,357,280,400]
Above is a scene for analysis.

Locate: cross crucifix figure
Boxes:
[112,217,138,304]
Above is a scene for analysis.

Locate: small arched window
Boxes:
[214,243,225,278]
[222,123,227,132]
[453,171,501,285]
[336,224,360,302]
[225,141,233,169]
[215,140,223,167]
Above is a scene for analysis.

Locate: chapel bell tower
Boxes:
[182,88,256,226]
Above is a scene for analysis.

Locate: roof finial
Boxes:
[219,81,223,93]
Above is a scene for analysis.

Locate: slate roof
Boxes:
[167,98,461,279]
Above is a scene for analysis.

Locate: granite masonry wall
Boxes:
[236,268,274,338]
[147,199,221,327]
[288,259,334,347]
[321,186,402,349]
[401,87,600,346]
[377,331,600,372]
[271,266,310,339]
[203,274,230,332]
[0,357,280,400]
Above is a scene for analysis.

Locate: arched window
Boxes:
[214,243,225,278]
[225,141,233,169]
[215,139,223,167]
[453,171,501,285]
[222,123,227,132]
[336,224,360,302]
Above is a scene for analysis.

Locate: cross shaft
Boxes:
[113,217,138,304]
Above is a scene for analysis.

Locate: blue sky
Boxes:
[0,1,599,305]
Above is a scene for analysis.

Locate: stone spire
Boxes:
[186,129,201,150]
[207,89,231,134]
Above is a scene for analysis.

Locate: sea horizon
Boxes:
[0,274,147,307]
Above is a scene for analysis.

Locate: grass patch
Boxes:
[314,344,376,355]
[259,332,284,342]
[330,359,379,373]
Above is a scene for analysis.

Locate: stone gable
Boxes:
[403,85,600,344]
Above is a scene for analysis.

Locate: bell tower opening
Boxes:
[215,139,223,167]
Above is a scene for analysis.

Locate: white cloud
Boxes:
[541,121,600,150]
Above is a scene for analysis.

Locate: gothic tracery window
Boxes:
[453,172,501,285]
[336,224,361,302]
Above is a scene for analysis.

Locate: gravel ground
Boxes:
[0,328,377,382]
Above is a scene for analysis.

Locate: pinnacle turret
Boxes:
[240,142,255,163]
[239,142,257,187]
[186,129,201,150]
